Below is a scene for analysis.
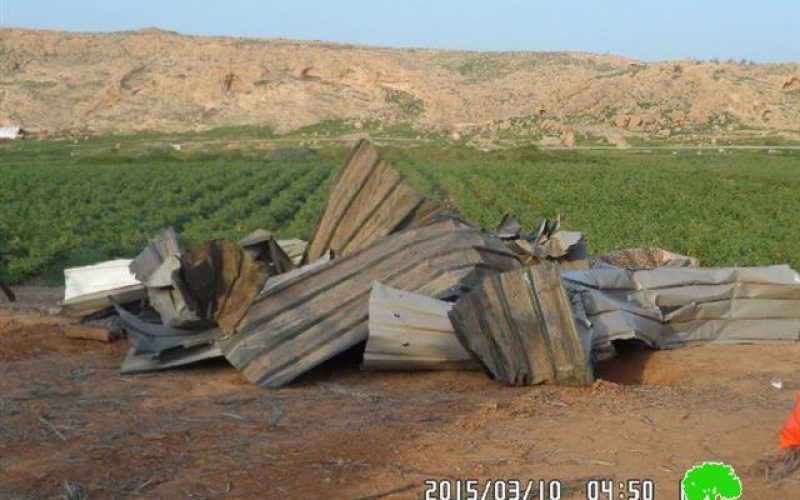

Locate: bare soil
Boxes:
[2,287,799,498]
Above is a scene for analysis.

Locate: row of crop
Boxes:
[401,151,800,270]
[0,155,338,283]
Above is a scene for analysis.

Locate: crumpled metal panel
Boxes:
[114,304,218,357]
[129,227,181,283]
[180,239,270,337]
[449,263,594,386]
[239,229,296,276]
[129,230,271,335]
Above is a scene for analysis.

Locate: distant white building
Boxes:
[0,126,28,140]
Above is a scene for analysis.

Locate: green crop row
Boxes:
[0,144,338,283]
[2,139,799,285]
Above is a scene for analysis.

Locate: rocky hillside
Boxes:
[1,28,799,146]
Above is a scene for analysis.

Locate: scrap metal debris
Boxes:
[223,217,519,388]
[180,239,270,336]
[56,259,145,314]
[276,239,307,267]
[565,264,800,358]
[130,228,199,328]
[49,139,800,391]
[497,214,588,269]
[238,229,296,275]
[115,304,219,358]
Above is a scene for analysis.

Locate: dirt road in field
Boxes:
[1,287,799,499]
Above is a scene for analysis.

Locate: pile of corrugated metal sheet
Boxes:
[224,217,520,388]
[565,264,800,358]
[52,139,800,391]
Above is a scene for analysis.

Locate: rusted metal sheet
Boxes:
[304,139,440,262]
[449,263,594,386]
[180,239,270,337]
[363,282,479,371]
[223,217,519,388]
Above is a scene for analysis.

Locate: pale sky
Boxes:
[1,0,798,62]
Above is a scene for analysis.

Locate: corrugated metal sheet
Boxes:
[55,259,145,313]
[223,217,520,388]
[363,282,478,371]
[63,259,141,301]
[449,263,594,386]
[563,264,800,353]
[304,139,440,262]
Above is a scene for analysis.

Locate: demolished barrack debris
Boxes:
[48,138,800,391]
[223,217,520,388]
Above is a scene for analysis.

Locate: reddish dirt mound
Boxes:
[2,287,800,498]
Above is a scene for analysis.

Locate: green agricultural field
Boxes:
[1,136,799,284]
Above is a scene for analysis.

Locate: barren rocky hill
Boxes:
[1,28,799,146]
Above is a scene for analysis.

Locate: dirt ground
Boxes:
[2,287,800,499]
